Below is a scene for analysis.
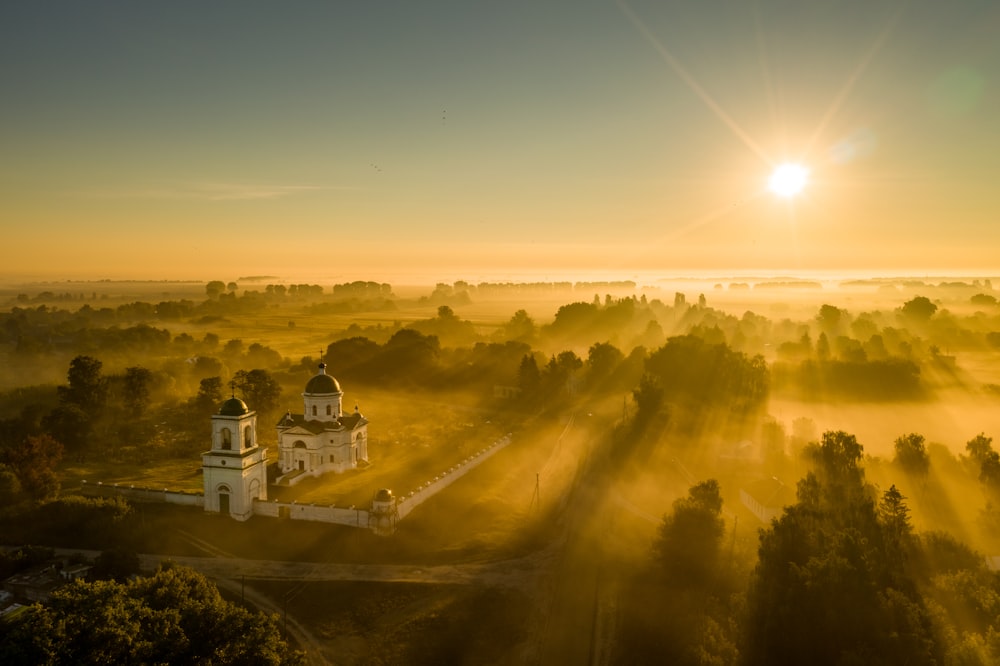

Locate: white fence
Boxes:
[396,434,512,520]
[251,499,369,527]
[81,481,204,507]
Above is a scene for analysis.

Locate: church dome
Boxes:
[305,362,341,394]
[219,397,250,416]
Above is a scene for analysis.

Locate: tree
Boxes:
[816,332,831,360]
[246,343,283,368]
[58,355,107,415]
[0,464,23,504]
[966,433,994,465]
[499,309,536,343]
[816,304,844,333]
[517,354,541,394]
[760,419,787,466]
[378,329,440,382]
[326,337,381,376]
[201,332,220,351]
[0,564,302,664]
[205,280,226,298]
[194,376,224,414]
[879,484,912,549]
[543,350,583,395]
[1,433,63,499]
[809,430,864,484]
[122,366,153,416]
[901,295,938,321]
[223,338,244,359]
[894,432,930,478]
[746,432,941,666]
[43,402,91,461]
[632,374,663,423]
[585,341,624,384]
[618,479,736,664]
[644,335,769,413]
[233,369,282,416]
[979,451,1000,496]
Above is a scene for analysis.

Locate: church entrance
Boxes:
[298,460,305,471]
[219,493,230,515]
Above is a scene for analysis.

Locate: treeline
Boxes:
[617,430,1000,664]
[0,314,769,497]
[6,290,1000,476]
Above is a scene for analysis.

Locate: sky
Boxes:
[1,0,998,283]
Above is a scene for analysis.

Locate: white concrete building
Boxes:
[201,396,268,520]
[276,363,369,485]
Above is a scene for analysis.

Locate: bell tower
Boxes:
[202,393,268,521]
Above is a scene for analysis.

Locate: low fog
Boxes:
[3,275,1000,663]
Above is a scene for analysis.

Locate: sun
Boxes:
[768,163,810,198]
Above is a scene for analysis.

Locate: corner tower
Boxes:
[202,395,268,520]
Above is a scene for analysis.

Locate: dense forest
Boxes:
[3,278,1000,663]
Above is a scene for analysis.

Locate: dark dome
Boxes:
[374,488,394,502]
[219,397,249,416]
[305,363,342,394]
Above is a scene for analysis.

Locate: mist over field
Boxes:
[3,274,1000,663]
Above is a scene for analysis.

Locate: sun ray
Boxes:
[804,4,907,157]
[648,188,772,248]
[752,0,782,155]
[617,0,775,165]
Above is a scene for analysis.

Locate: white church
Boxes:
[201,362,369,520]
[275,362,369,483]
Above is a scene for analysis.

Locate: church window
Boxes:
[221,428,232,450]
[326,404,332,416]
[312,405,317,416]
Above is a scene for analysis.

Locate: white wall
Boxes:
[396,434,511,520]
[252,500,368,527]
[81,481,204,507]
